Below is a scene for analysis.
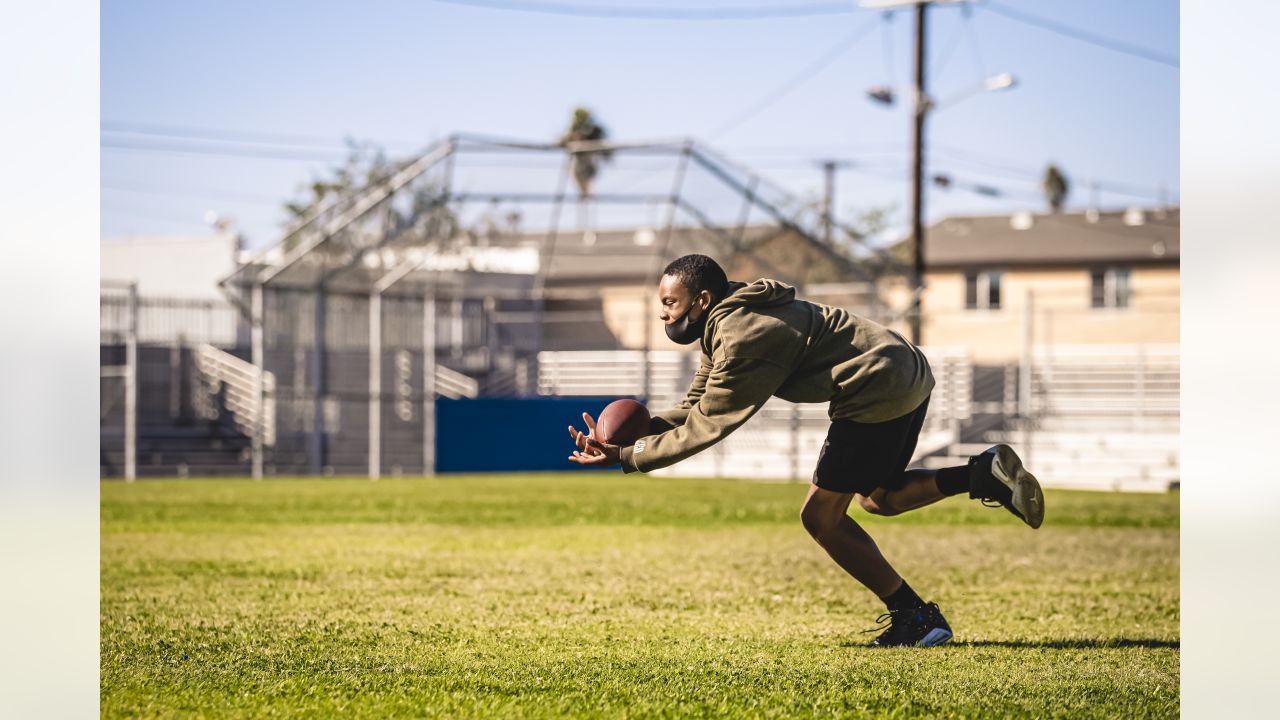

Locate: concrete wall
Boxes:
[101,232,240,300]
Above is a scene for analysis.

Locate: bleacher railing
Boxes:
[193,344,277,447]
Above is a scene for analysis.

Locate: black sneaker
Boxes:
[865,602,953,647]
[969,444,1045,529]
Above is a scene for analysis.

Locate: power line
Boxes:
[708,16,880,138]
[982,2,1178,69]
[961,3,987,81]
[429,0,856,20]
[928,144,1171,201]
[880,11,896,82]
[101,204,216,229]
[929,7,967,81]
[101,138,347,162]
[104,122,347,149]
[102,180,286,206]
[102,121,424,152]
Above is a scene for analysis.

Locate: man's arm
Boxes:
[620,355,790,473]
[648,353,712,432]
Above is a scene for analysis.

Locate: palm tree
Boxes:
[1042,163,1070,213]
[559,108,612,198]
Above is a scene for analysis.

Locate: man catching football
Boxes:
[568,254,1044,647]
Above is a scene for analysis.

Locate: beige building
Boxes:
[896,208,1179,363]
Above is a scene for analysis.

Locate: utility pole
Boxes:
[822,159,837,246]
[864,0,1000,344]
[817,158,856,248]
[909,0,928,345]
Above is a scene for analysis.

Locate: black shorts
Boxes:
[811,396,930,496]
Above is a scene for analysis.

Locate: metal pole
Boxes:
[124,282,138,482]
[251,283,264,480]
[822,160,836,247]
[311,285,326,475]
[646,143,694,399]
[532,154,573,374]
[790,403,801,482]
[451,297,464,359]
[1020,287,1034,464]
[640,292,652,400]
[169,334,183,421]
[369,291,382,480]
[1136,343,1146,430]
[422,285,438,476]
[909,1,928,344]
[653,143,694,284]
[735,176,758,246]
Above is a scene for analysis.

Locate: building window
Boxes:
[1091,267,1132,308]
[965,270,1003,310]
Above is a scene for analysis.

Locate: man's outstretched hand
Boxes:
[567,412,622,467]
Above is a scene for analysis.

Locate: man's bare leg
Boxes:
[801,481,955,647]
[856,469,948,516]
[801,469,956,596]
[799,484,905,597]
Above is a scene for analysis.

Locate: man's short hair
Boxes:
[662,254,728,299]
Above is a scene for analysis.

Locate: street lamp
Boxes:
[932,73,1017,111]
[866,85,896,106]
[864,73,1017,111]
[858,0,1015,343]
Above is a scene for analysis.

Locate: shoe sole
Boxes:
[991,444,1045,529]
[916,627,953,647]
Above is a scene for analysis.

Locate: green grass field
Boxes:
[101,475,1179,719]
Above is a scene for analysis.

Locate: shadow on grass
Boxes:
[842,638,1179,649]
[958,639,1179,649]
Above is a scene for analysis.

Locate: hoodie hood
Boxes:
[693,278,798,352]
[710,279,796,320]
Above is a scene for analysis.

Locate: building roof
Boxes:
[920,207,1179,268]
[334,223,855,288]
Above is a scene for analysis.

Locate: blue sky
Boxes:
[101,0,1179,248]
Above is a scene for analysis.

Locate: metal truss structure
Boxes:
[217,134,894,478]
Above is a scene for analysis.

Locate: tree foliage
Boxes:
[559,108,612,198]
[1042,163,1070,213]
[284,138,394,221]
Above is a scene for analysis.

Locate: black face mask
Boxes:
[665,302,709,345]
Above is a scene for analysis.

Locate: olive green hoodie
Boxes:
[618,279,934,474]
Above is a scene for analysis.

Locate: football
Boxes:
[595,399,651,446]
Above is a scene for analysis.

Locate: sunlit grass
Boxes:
[102,475,1178,719]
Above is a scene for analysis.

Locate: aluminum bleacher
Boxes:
[537,344,1179,491]
[924,345,1180,492]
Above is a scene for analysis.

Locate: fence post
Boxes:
[251,283,264,480]
[124,282,138,482]
[641,291,652,401]
[1136,344,1146,430]
[789,403,801,482]
[423,288,437,477]
[1020,288,1034,466]
[310,286,327,474]
[451,297,463,359]
[168,335,181,421]
[369,291,382,480]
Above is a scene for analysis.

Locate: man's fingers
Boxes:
[569,450,606,465]
[582,412,597,433]
[568,426,591,451]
